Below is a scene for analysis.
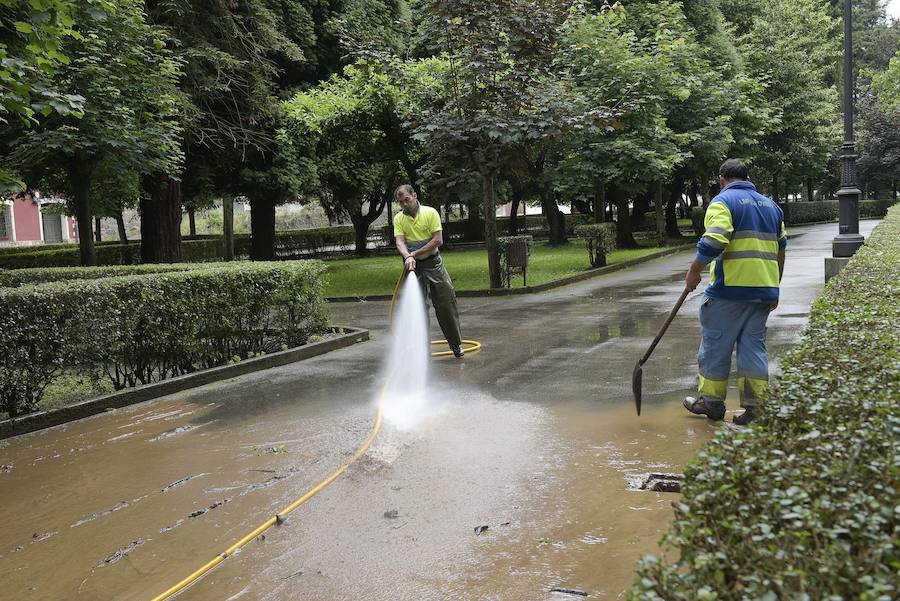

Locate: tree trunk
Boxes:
[350,184,391,256]
[140,174,183,263]
[631,191,652,229]
[655,182,666,245]
[115,212,128,242]
[157,177,182,262]
[70,153,96,266]
[772,174,780,202]
[223,198,234,261]
[666,176,684,237]
[94,217,102,242]
[688,181,700,207]
[188,208,196,236]
[540,191,567,246]
[250,196,276,261]
[508,179,526,235]
[481,169,501,288]
[592,179,606,222]
[609,183,638,248]
[466,194,481,242]
[140,193,156,263]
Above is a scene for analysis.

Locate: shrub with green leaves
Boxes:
[629,206,900,600]
[690,200,893,236]
[574,223,617,267]
[0,263,214,287]
[0,262,328,418]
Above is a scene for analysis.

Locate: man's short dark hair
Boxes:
[719,159,749,181]
[394,184,415,198]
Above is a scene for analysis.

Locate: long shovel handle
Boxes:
[638,287,691,366]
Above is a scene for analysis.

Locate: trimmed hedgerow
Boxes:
[690,199,894,238]
[628,207,900,600]
[574,223,617,267]
[0,261,328,418]
[0,263,212,287]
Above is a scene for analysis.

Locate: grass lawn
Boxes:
[324,240,683,297]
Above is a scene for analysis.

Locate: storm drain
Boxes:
[636,472,683,493]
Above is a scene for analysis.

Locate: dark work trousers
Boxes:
[413,253,462,348]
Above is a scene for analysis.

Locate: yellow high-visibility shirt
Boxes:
[394,204,442,252]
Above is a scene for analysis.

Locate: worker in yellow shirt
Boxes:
[393,184,464,358]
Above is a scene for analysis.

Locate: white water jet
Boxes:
[379,275,431,429]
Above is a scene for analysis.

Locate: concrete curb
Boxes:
[326,244,695,303]
[0,325,369,440]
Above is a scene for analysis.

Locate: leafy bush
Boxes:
[0,261,329,418]
[497,235,533,287]
[629,206,900,600]
[691,206,705,238]
[690,199,894,234]
[0,263,215,287]
[574,223,617,267]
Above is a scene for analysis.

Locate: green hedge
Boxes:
[629,206,900,600]
[0,262,329,418]
[384,214,596,244]
[0,263,219,287]
[690,199,894,236]
[574,222,617,267]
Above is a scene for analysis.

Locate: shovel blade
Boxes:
[631,362,643,416]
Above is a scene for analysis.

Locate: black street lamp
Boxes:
[833,0,865,258]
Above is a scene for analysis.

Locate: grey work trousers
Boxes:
[413,253,462,348]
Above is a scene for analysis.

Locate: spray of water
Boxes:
[379,275,431,429]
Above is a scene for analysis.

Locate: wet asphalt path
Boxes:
[0,221,878,601]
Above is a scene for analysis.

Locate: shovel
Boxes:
[632,287,691,416]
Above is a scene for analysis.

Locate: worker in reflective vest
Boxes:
[683,159,787,425]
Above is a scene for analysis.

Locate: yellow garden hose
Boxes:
[389,269,482,357]
[151,267,480,600]
[150,406,382,601]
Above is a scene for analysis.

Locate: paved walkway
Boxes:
[0,221,879,601]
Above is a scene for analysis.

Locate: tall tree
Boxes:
[415,0,611,287]
[740,0,841,199]
[0,0,83,191]
[11,0,183,265]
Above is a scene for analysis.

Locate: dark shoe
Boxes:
[451,345,464,358]
[683,396,726,421]
[733,407,758,426]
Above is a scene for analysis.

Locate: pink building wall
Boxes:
[12,194,41,242]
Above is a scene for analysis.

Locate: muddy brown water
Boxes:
[0,221,878,600]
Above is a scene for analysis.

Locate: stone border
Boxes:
[326,244,694,303]
[0,325,369,440]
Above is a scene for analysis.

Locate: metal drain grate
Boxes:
[637,472,683,493]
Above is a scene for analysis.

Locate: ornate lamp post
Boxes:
[833,0,865,258]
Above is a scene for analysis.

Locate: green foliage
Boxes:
[558,2,686,191]
[873,49,900,110]
[739,0,840,188]
[855,94,900,200]
[780,198,893,225]
[0,263,204,287]
[0,0,84,190]
[690,199,893,233]
[11,0,185,182]
[0,261,328,417]
[629,206,900,600]
[574,222,616,267]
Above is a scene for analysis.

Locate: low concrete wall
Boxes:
[0,325,369,440]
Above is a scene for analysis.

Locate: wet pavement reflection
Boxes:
[0,221,878,600]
